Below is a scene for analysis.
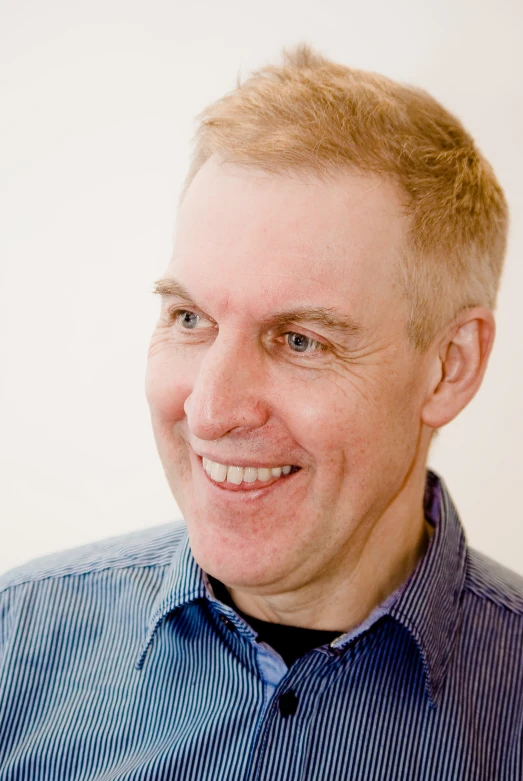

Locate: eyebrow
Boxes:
[152,277,366,338]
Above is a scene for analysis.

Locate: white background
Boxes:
[1,0,522,575]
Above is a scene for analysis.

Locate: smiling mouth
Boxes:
[200,456,301,491]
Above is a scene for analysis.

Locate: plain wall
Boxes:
[1,0,522,575]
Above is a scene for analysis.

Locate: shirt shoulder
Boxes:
[464,546,523,615]
[0,521,187,594]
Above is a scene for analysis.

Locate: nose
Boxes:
[183,332,271,441]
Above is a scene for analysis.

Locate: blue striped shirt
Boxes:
[0,469,522,779]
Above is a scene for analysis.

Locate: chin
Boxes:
[186,521,281,589]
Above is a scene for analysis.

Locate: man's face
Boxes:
[146,158,431,594]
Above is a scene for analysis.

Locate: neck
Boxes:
[226,461,434,632]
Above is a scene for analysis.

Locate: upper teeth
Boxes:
[202,458,293,485]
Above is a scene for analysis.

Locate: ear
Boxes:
[421,307,496,429]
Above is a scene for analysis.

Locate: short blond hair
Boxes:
[182,44,509,351]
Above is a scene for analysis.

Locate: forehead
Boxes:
[169,158,408,323]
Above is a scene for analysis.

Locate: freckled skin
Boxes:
[145,157,437,630]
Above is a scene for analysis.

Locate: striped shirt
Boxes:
[0,469,522,780]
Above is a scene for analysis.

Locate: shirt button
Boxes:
[218,614,236,632]
[278,690,298,717]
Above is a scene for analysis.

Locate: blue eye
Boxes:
[286,332,318,353]
[176,310,200,329]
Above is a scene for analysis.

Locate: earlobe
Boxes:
[421,309,495,430]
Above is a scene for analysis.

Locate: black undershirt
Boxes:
[209,577,342,667]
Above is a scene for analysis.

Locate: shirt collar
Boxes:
[135,530,206,669]
[135,468,467,708]
[387,469,466,706]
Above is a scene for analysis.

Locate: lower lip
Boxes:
[193,454,301,499]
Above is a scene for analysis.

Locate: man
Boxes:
[0,45,521,780]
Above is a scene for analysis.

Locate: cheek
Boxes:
[285,370,416,470]
[145,357,191,483]
[145,352,190,424]
[275,381,365,466]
